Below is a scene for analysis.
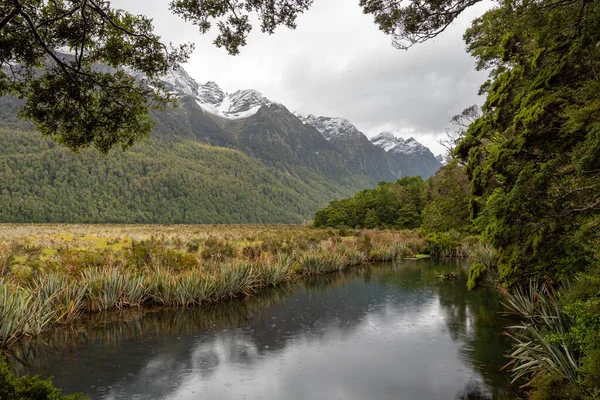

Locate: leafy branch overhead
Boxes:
[0,0,192,152]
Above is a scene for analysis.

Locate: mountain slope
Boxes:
[0,126,361,223]
[0,63,441,223]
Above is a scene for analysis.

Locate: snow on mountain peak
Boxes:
[198,81,225,105]
[370,131,430,156]
[128,64,275,120]
[160,66,199,98]
[296,114,365,141]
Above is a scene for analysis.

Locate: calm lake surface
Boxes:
[10,260,519,399]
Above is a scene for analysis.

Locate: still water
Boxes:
[10,260,518,399]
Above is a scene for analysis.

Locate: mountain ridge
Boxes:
[0,61,442,223]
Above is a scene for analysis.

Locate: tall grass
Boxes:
[503,281,579,385]
[0,282,56,347]
[0,225,425,347]
[463,242,498,269]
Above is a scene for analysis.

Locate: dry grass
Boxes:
[0,224,425,347]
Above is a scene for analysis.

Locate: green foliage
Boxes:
[503,282,579,386]
[467,262,486,291]
[0,127,366,224]
[314,180,425,229]
[425,231,463,258]
[314,163,474,235]
[0,1,190,152]
[201,238,236,262]
[0,356,86,400]
[421,162,473,234]
[457,0,600,284]
[563,264,600,394]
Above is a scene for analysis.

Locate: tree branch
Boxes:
[0,6,18,31]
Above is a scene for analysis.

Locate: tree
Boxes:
[455,0,600,284]
[1,0,486,152]
[439,105,480,162]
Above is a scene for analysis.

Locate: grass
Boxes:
[0,224,425,347]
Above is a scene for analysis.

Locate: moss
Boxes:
[528,372,585,400]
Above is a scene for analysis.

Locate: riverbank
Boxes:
[0,224,430,348]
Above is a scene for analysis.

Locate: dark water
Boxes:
[9,260,519,399]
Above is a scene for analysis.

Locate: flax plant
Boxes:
[503,281,579,385]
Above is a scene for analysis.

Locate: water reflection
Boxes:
[9,260,519,399]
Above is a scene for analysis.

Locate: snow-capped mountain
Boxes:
[435,154,448,165]
[134,65,275,119]
[296,114,365,141]
[128,63,441,178]
[370,131,432,156]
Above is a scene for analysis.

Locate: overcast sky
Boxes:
[113,0,491,155]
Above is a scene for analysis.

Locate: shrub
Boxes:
[0,356,86,399]
[242,244,263,260]
[357,233,373,254]
[201,238,236,261]
[467,262,486,291]
[186,239,201,253]
[426,231,462,258]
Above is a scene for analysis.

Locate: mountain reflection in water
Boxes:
[9,260,519,400]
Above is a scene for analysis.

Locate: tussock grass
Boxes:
[0,224,425,347]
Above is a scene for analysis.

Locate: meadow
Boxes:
[0,224,428,348]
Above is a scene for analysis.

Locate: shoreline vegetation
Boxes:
[1,223,485,350]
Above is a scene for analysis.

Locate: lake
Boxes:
[8,260,518,399]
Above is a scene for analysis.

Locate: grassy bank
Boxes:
[0,224,427,348]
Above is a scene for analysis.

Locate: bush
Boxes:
[242,244,263,260]
[466,262,486,291]
[201,238,236,262]
[186,239,201,253]
[426,231,462,258]
[0,356,86,399]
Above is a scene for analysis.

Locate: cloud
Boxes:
[112,0,492,154]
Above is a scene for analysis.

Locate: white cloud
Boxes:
[112,0,492,155]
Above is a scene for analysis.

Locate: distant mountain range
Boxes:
[0,63,441,223]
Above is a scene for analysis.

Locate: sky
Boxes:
[113,0,492,155]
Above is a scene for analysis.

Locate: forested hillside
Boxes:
[0,66,441,224]
[0,124,373,223]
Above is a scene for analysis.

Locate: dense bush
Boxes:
[0,356,85,399]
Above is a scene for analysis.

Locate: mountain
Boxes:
[296,114,402,182]
[370,132,442,178]
[435,154,448,165]
[0,63,441,223]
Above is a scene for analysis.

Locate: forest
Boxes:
[314,0,600,396]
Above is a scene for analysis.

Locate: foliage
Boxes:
[425,230,464,258]
[455,0,600,285]
[0,127,368,224]
[314,178,427,229]
[503,282,579,386]
[467,262,486,291]
[314,161,474,236]
[421,162,472,234]
[563,264,600,394]
[0,0,190,152]
[0,355,86,399]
